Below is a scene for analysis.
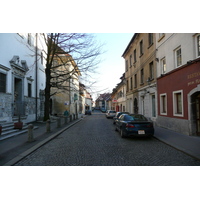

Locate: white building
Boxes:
[156,33,199,77]
[156,33,200,135]
[0,33,46,123]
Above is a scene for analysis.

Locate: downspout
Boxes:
[35,33,38,121]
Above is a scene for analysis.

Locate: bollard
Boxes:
[46,119,51,132]
[57,117,61,128]
[65,116,68,124]
[70,115,72,122]
[27,124,34,142]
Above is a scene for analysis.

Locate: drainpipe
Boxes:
[35,33,38,121]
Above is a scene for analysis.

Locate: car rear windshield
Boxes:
[126,115,147,121]
[110,111,116,113]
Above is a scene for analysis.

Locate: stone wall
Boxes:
[156,115,190,135]
[0,93,12,121]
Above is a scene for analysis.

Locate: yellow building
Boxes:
[122,33,157,121]
[50,53,81,117]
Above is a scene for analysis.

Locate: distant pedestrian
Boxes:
[64,109,69,117]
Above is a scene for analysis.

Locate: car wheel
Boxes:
[115,127,118,132]
[120,128,126,138]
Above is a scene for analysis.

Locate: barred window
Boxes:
[0,72,6,93]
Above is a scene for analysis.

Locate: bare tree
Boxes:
[41,33,103,121]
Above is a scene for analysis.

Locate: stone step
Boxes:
[1,124,28,135]
[0,126,38,141]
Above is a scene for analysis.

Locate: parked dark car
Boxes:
[113,112,130,124]
[115,114,154,138]
[85,110,92,115]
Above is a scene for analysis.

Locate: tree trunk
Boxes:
[43,64,51,121]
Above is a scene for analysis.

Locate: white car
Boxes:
[106,110,116,119]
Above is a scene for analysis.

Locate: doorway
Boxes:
[195,94,200,135]
[191,92,200,136]
[14,77,24,116]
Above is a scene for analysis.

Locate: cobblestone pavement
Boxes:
[15,111,200,166]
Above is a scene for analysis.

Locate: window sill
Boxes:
[139,53,143,58]
[157,34,165,42]
[148,43,154,49]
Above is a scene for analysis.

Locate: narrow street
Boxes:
[14,110,200,166]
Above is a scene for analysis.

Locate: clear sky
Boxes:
[87,33,133,99]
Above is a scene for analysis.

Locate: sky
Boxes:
[85,33,133,99]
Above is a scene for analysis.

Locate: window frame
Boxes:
[173,90,184,117]
[149,61,154,80]
[134,74,137,88]
[0,72,7,93]
[28,82,32,97]
[27,33,32,46]
[140,40,143,56]
[161,57,166,74]
[197,35,200,57]
[134,49,137,63]
[129,54,132,67]
[175,46,182,68]
[140,68,144,84]
[148,33,153,47]
[160,93,167,115]
[125,60,128,71]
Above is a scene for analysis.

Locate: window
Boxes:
[175,47,182,67]
[197,35,200,57]
[134,74,137,88]
[0,72,6,93]
[159,33,165,38]
[28,83,32,97]
[158,33,165,42]
[130,77,133,90]
[28,33,32,46]
[140,69,144,84]
[140,40,143,56]
[149,61,154,80]
[125,60,128,71]
[161,57,166,74]
[134,49,137,63]
[148,33,153,46]
[160,94,167,115]
[129,54,132,67]
[152,94,156,117]
[173,90,183,116]
[41,52,43,64]
[126,80,129,91]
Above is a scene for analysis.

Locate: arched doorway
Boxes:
[190,92,200,136]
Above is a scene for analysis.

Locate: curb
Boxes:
[3,118,83,166]
[153,136,200,161]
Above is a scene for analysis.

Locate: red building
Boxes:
[157,57,200,136]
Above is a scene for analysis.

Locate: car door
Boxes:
[116,114,125,130]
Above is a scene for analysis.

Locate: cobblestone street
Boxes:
[15,111,200,166]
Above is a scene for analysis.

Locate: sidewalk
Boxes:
[154,126,200,160]
[0,117,84,166]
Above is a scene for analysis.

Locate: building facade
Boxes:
[0,33,46,123]
[122,33,157,121]
[111,73,126,112]
[156,33,200,136]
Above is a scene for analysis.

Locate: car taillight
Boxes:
[147,123,153,128]
[126,124,135,128]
